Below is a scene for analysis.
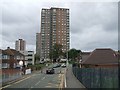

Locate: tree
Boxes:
[68,48,81,61]
[49,44,63,62]
[34,54,40,64]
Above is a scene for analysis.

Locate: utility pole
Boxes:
[66,51,69,67]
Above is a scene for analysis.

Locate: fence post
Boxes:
[99,68,101,88]
[118,63,120,88]
[80,68,82,82]
[8,73,10,81]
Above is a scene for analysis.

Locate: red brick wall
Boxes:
[2,69,21,74]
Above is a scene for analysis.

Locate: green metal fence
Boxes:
[72,67,118,88]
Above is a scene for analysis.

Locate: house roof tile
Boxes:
[3,48,24,56]
[82,48,118,65]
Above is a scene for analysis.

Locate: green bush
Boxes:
[27,64,46,71]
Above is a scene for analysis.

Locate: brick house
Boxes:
[82,48,118,68]
[2,47,25,69]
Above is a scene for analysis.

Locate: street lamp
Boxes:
[66,51,69,67]
[79,59,82,68]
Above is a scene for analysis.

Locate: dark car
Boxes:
[46,68,55,74]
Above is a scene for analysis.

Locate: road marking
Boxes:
[64,69,67,88]
[45,86,52,87]
[1,76,31,89]
[41,77,45,80]
[48,83,52,85]
[35,81,41,86]
[31,74,37,77]
[56,84,59,87]
[28,86,33,90]
[13,76,31,84]
[1,85,11,89]
[31,86,33,88]
[58,74,61,78]
[59,69,66,89]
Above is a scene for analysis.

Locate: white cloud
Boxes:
[1,40,15,49]
[26,44,36,52]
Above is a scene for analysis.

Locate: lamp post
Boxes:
[66,51,69,68]
[79,59,82,68]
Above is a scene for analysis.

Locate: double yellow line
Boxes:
[0,85,11,90]
[0,75,31,89]
[59,69,66,90]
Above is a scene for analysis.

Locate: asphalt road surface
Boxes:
[2,67,65,89]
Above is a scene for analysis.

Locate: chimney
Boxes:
[7,47,10,49]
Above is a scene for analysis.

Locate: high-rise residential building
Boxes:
[36,33,41,57]
[39,7,69,60]
[15,39,26,51]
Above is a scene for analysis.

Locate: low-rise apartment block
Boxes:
[20,51,35,65]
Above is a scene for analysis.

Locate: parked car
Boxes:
[39,61,45,64]
[53,63,61,68]
[57,63,61,67]
[61,63,66,67]
[46,68,55,74]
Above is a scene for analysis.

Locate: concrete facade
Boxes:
[39,7,70,60]
[15,39,26,51]
[36,33,41,57]
[20,51,35,65]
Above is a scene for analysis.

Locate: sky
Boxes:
[0,0,119,52]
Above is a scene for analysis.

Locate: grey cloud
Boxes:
[2,22,38,45]
[2,1,69,44]
[1,1,118,51]
[2,3,38,25]
[70,24,118,51]
[70,2,118,34]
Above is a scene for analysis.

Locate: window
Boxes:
[42,21,45,24]
[28,54,32,56]
[67,9,69,12]
[42,9,45,12]
[16,56,20,59]
[14,63,16,68]
[0,64,1,69]
[42,33,44,36]
[28,51,33,52]
[20,56,24,60]
[0,54,2,59]
[53,9,56,12]
[28,59,32,61]
[2,63,9,68]
[2,55,9,59]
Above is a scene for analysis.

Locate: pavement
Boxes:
[66,65,86,88]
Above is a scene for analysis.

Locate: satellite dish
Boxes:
[19,61,23,66]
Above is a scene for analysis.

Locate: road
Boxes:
[2,67,65,89]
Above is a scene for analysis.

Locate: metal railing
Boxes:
[2,69,22,84]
